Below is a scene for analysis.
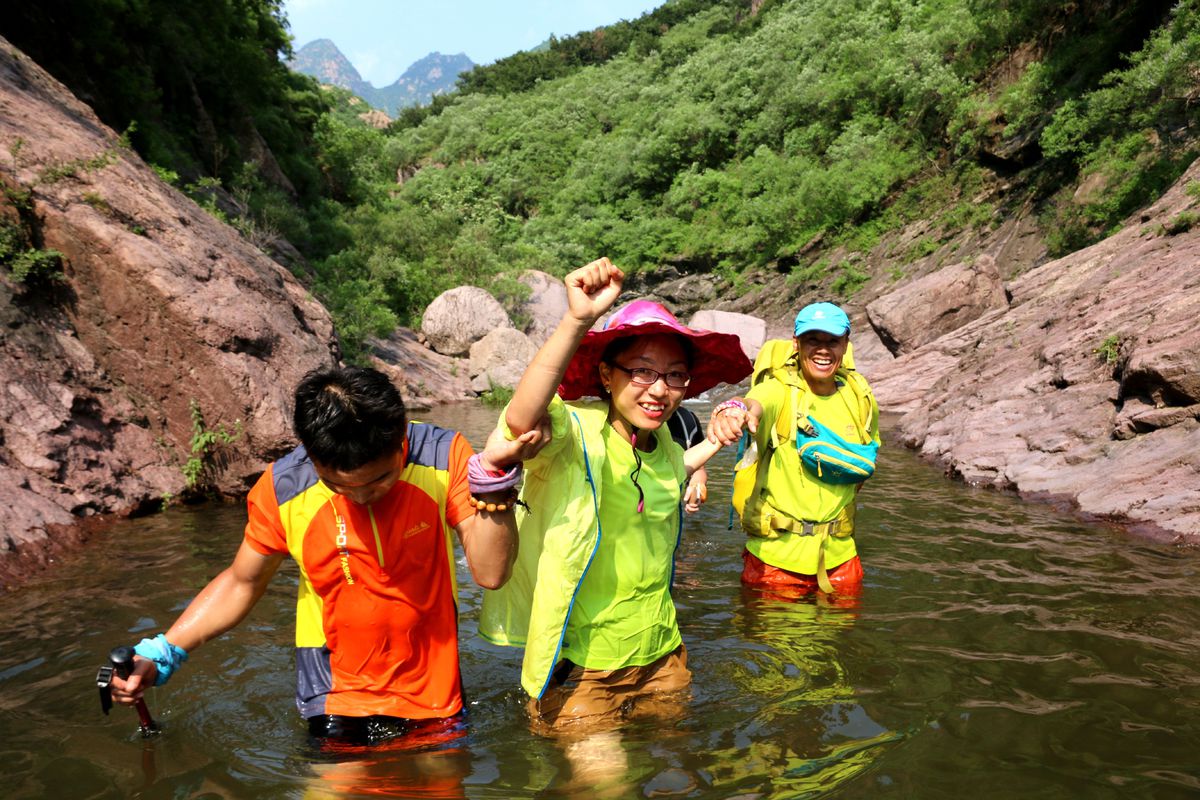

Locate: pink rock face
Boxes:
[0,37,337,582]
[868,158,1200,542]
[867,253,1009,356]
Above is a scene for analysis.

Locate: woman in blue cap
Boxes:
[708,301,880,600]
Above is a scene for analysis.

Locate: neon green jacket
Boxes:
[478,396,684,699]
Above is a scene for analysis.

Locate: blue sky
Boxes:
[282,0,666,86]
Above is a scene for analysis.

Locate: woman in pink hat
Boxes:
[478,257,751,733]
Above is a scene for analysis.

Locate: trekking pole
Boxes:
[97,645,161,737]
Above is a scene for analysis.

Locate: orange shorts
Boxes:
[742,550,863,602]
[531,644,691,733]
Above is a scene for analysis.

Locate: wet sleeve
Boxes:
[499,393,571,470]
[243,468,287,555]
[443,432,476,529]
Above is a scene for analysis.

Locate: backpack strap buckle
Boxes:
[799,519,840,537]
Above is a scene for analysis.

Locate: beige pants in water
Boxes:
[530,644,692,733]
[530,645,693,797]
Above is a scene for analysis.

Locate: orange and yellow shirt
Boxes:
[244,422,474,720]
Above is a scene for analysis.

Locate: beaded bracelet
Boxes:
[469,490,526,513]
[713,399,748,416]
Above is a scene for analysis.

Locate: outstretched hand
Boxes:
[707,402,755,446]
[565,257,625,325]
[481,414,552,470]
[683,467,708,514]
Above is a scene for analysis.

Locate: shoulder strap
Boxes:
[836,370,875,443]
[772,383,803,447]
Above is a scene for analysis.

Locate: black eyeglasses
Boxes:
[608,363,691,389]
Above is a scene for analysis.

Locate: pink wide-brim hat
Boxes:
[558,300,752,400]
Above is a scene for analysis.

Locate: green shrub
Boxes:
[0,220,64,284]
[183,400,241,492]
[480,382,515,408]
[831,259,869,297]
[1163,211,1198,235]
[8,248,64,283]
[151,164,180,186]
[1093,334,1121,365]
[904,237,940,263]
[786,258,828,286]
[183,176,228,222]
[318,276,399,363]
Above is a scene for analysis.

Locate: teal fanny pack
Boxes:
[796,416,878,484]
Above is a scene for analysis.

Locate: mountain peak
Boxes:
[289,39,365,89]
[288,40,475,115]
[393,52,476,88]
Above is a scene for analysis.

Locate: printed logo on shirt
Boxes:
[404,521,432,539]
[334,512,355,585]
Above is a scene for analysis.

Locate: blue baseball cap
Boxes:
[793,302,850,337]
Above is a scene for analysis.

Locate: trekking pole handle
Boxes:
[109,646,160,736]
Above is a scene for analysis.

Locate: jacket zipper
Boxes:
[368,505,385,568]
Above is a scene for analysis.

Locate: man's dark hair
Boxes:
[293,366,407,470]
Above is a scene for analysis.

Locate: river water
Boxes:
[2,399,1199,799]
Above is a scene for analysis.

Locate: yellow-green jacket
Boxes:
[478,395,684,699]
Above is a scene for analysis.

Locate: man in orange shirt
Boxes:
[111,365,544,743]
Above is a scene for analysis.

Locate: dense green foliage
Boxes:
[1037,1,1200,253]
[2,0,325,193]
[5,0,1198,359]
[312,0,1198,339]
[455,0,761,97]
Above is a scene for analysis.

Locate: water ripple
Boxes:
[1,407,1198,798]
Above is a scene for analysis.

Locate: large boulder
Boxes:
[421,286,512,356]
[867,254,1009,355]
[517,270,567,347]
[654,274,719,309]
[688,309,766,361]
[0,36,337,580]
[368,329,473,411]
[469,328,538,393]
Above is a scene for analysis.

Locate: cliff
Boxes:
[868,159,1200,542]
[0,38,338,585]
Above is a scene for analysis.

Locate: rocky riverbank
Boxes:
[868,161,1200,542]
[2,33,1198,588]
[0,39,337,586]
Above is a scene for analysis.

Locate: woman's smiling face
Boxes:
[599,334,689,438]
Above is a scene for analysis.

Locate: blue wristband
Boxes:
[133,633,189,686]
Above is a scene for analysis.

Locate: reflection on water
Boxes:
[2,399,1200,798]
